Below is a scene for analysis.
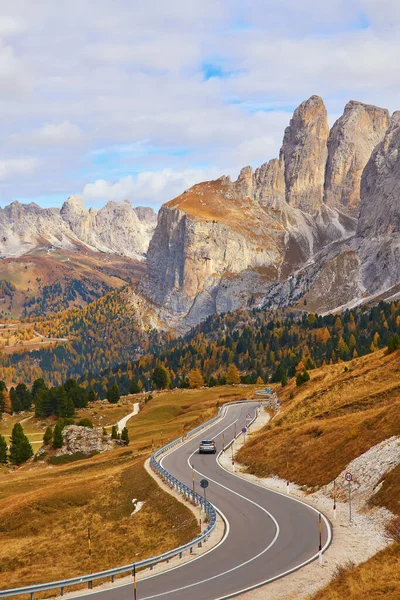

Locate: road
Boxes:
[76,402,331,600]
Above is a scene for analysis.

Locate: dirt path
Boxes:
[116,402,140,433]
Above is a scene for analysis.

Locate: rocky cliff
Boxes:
[324,101,390,215]
[281,95,329,213]
[0,197,157,260]
[261,111,400,314]
[141,95,371,326]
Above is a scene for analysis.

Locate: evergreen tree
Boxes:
[64,378,88,409]
[43,426,53,445]
[296,370,310,387]
[0,434,7,464]
[107,383,120,404]
[281,372,288,387]
[32,378,47,400]
[0,389,5,415]
[87,387,97,402]
[129,379,140,394]
[121,427,129,445]
[111,425,119,439]
[152,365,170,389]
[55,386,75,418]
[53,421,64,449]
[388,334,400,354]
[10,388,23,413]
[15,383,33,411]
[9,423,33,465]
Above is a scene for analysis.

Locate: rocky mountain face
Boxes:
[0,198,157,260]
[324,101,390,215]
[281,95,329,213]
[142,95,392,326]
[262,111,400,314]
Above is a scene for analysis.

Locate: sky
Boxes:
[0,0,399,210]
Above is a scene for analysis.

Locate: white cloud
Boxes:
[0,41,31,94]
[9,121,83,147]
[0,1,400,206]
[0,158,39,181]
[0,16,25,36]
[82,168,221,206]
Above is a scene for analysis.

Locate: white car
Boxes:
[199,439,216,454]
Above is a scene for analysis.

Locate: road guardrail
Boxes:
[0,398,261,599]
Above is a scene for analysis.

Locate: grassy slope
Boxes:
[236,350,400,600]
[0,385,256,589]
[238,349,400,494]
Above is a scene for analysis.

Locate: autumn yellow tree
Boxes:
[226,364,240,385]
[188,369,204,388]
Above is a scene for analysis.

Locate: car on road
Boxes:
[199,439,216,454]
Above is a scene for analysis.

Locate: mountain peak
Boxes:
[280,95,329,212]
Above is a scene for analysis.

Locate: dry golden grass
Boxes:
[310,544,400,600]
[236,351,400,600]
[0,385,256,589]
[238,350,400,503]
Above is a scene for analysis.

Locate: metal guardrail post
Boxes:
[0,401,268,599]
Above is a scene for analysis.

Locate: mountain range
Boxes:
[1,95,399,326]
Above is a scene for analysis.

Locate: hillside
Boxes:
[0,246,146,319]
[236,349,400,600]
[0,385,253,589]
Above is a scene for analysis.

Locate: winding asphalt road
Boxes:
[77,402,331,600]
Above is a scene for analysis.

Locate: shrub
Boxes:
[296,370,310,387]
[121,427,130,445]
[43,426,53,445]
[388,334,400,354]
[77,418,93,428]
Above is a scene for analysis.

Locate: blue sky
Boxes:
[0,0,399,209]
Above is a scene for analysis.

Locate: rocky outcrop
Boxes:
[56,425,114,455]
[142,178,285,325]
[0,197,157,260]
[253,159,285,209]
[281,95,329,213]
[358,111,400,238]
[142,170,356,327]
[324,101,390,214]
[0,201,77,257]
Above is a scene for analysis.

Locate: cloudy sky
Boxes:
[0,0,399,209]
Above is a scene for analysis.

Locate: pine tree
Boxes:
[107,383,120,404]
[281,372,288,387]
[43,426,53,445]
[152,365,170,389]
[88,387,97,402]
[388,334,400,354]
[9,423,33,465]
[10,388,23,413]
[0,434,7,464]
[121,427,129,445]
[129,379,140,394]
[111,425,119,439]
[56,386,74,418]
[53,421,64,449]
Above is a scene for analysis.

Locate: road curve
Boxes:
[76,402,331,600]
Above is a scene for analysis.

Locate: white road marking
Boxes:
[138,408,281,599]
[69,402,332,600]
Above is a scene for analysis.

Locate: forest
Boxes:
[0,288,399,398]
